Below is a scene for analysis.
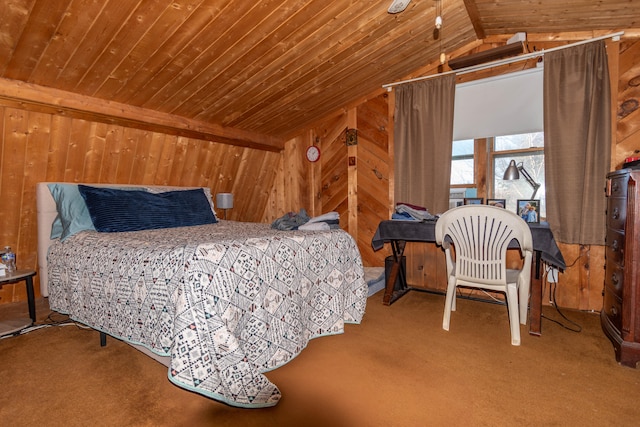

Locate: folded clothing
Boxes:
[323,219,340,229]
[395,203,435,221]
[298,222,330,231]
[307,211,339,223]
[307,212,340,229]
[395,202,428,211]
[271,210,340,230]
[392,212,417,220]
[271,209,311,230]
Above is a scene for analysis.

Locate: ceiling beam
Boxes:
[462,0,485,39]
[0,77,284,152]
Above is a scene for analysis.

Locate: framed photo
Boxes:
[463,197,483,205]
[517,199,540,223]
[487,198,506,208]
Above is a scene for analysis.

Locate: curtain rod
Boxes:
[382,31,624,89]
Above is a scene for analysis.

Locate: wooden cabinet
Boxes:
[601,169,640,367]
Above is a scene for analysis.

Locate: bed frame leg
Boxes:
[100,331,107,347]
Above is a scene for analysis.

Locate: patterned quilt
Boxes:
[46,221,367,407]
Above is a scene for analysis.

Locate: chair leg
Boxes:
[518,279,529,325]
[506,284,521,346]
[442,280,456,331]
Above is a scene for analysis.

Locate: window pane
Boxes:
[494,152,545,217]
[453,139,474,155]
[494,132,544,151]
[451,158,474,185]
[451,139,474,185]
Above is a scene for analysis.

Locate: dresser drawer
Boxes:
[608,173,629,198]
[605,228,625,266]
[605,256,624,297]
[603,285,623,332]
[607,198,627,230]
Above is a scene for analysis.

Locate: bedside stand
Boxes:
[0,269,37,336]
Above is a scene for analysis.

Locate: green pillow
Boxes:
[48,183,96,241]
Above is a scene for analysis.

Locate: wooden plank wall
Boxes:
[313,114,350,226]
[263,135,310,223]
[616,39,640,165]
[0,105,281,303]
[265,93,393,269]
[280,93,394,268]
[356,93,393,267]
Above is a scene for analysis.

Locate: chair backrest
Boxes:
[435,204,533,287]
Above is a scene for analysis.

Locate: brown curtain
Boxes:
[543,41,611,245]
[394,75,456,214]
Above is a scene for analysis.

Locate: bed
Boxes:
[36,182,367,408]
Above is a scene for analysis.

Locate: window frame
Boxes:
[450,135,545,218]
[488,145,544,196]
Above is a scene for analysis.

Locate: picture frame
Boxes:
[517,199,540,223]
[487,198,506,208]
[463,197,484,205]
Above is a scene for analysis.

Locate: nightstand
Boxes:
[0,269,37,336]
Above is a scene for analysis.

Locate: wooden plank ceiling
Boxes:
[0,0,637,144]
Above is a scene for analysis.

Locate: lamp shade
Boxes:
[216,193,233,209]
[503,160,520,180]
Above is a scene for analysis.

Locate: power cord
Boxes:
[564,251,586,269]
[453,259,585,333]
[0,311,90,340]
[541,263,583,333]
[456,287,505,305]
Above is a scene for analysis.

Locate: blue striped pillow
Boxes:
[78,185,217,232]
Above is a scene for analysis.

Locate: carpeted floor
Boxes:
[1,292,640,426]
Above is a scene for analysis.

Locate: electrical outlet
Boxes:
[548,267,558,283]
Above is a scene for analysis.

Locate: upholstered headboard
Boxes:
[36,183,214,296]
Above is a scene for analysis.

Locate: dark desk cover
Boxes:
[371,220,566,271]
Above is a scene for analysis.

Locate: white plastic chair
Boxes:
[435,204,533,346]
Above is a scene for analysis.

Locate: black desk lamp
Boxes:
[503,160,541,199]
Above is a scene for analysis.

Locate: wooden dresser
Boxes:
[602,169,640,367]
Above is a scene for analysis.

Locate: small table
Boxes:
[0,269,37,336]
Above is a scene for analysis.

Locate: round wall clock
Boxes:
[306,145,320,162]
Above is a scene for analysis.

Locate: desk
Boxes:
[371,220,565,336]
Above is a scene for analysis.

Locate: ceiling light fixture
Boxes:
[387,0,411,14]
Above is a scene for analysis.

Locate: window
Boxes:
[492,133,545,217]
[449,132,546,218]
[450,68,545,216]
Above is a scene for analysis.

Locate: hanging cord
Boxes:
[541,259,583,333]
